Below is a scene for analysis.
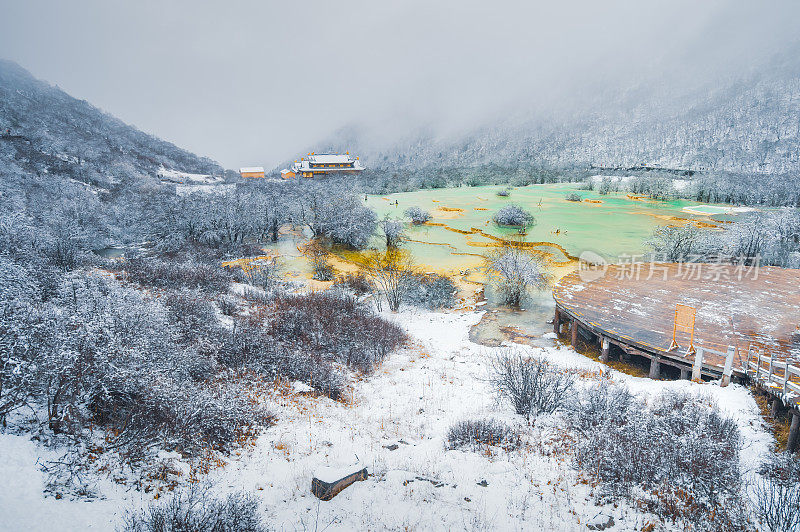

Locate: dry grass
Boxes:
[560,333,650,379]
[752,388,791,451]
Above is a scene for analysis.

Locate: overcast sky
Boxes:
[1,0,798,169]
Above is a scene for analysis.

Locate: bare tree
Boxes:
[380,216,406,248]
[485,245,550,307]
[300,238,333,281]
[363,248,414,312]
[646,225,717,262]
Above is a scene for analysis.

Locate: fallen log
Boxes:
[311,467,368,501]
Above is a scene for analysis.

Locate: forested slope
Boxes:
[0,60,224,190]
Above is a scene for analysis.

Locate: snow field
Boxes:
[0,308,774,531]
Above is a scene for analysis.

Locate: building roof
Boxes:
[239,166,265,174]
[307,154,354,164]
[289,153,365,174]
[291,158,365,173]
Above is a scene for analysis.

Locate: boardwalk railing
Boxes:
[744,348,800,407]
[692,345,735,385]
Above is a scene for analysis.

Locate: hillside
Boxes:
[0,60,225,190]
[319,49,800,178]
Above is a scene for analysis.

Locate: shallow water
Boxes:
[258,184,740,343]
[94,247,126,259]
[363,184,739,344]
[366,183,726,273]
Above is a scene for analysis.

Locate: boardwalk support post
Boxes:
[721,346,735,387]
[570,319,578,347]
[692,347,704,381]
[771,398,781,418]
[789,413,800,453]
[600,337,610,362]
[649,357,661,379]
[680,367,690,380]
[553,308,560,335]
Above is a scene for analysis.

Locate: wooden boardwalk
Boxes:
[553,263,800,382]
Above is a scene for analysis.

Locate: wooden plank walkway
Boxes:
[553,263,800,384]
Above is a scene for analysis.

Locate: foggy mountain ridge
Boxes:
[0,59,224,190]
[311,49,800,177]
[3,51,799,189]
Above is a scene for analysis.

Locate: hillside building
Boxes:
[240,166,265,178]
[286,152,365,178]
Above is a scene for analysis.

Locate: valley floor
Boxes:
[0,309,773,531]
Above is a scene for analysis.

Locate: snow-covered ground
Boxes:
[681,204,757,216]
[0,308,773,530]
[157,166,224,184]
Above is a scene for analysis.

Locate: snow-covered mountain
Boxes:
[319,49,800,177]
[0,60,226,189]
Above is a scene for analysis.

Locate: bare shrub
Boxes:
[496,189,511,197]
[760,452,800,485]
[569,379,636,431]
[646,225,719,262]
[219,290,405,400]
[404,206,431,225]
[19,274,274,460]
[217,294,238,316]
[490,351,574,420]
[240,287,276,307]
[753,478,800,532]
[120,488,266,532]
[754,452,800,532]
[401,271,457,309]
[240,258,281,291]
[333,271,373,296]
[564,192,582,202]
[569,388,740,498]
[125,256,232,293]
[268,291,406,373]
[163,288,222,344]
[91,377,274,458]
[640,482,747,531]
[45,237,85,271]
[598,177,616,195]
[652,210,800,268]
[567,385,743,526]
[492,204,534,227]
[629,175,676,200]
[219,323,346,400]
[446,419,520,452]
